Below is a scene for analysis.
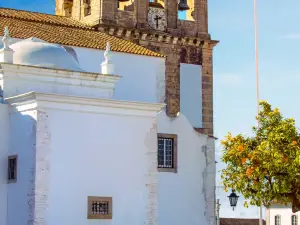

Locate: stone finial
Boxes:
[103,42,111,63]
[0,27,14,64]
[101,42,114,74]
[2,27,10,49]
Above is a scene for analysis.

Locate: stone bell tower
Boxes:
[55,0,218,136]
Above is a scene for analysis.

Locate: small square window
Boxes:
[8,155,17,183]
[87,196,112,219]
[157,133,177,173]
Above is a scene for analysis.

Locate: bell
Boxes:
[178,0,190,11]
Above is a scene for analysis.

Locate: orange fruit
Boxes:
[238,145,244,151]
[246,168,253,176]
[241,158,247,164]
[292,141,297,145]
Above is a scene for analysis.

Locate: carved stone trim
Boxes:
[95,25,217,47]
[29,110,51,225]
[145,122,158,225]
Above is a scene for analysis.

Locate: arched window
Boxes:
[275,215,281,225]
[292,215,298,225]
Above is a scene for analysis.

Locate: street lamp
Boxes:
[228,189,239,211]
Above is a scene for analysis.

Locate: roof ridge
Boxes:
[0,14,93,30]
[0,7,91,29]
[0,7,65,18]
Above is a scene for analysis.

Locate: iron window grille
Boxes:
[292,215,298,225]
[157,133,177,173]
[88,196,112,219]
[275,215,281,225]
[8,155,17,183]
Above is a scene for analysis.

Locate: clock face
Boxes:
[148,7,167,31]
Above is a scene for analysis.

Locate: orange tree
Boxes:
[221,101,300,212]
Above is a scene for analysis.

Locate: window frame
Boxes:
[87,196,112,219]
[275,215,281,225]
[292,215,298,225]
[7,155,18,183]
[157,133,177,173]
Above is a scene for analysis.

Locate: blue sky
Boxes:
[1,0,300,219]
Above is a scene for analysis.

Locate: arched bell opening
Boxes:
[83,0,91,16]
[149,0,164,9]
[118,0,133,11]
[178,0,189,11]
[177,0,192,20]
[185,0,195,21]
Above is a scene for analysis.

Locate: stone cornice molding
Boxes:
[96,25,219,48]
[0,63,121,84]
[0,63,121,99]
[6,92,166,117]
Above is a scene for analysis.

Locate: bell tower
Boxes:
[55,0,218,136]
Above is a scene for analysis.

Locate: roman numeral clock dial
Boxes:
[148,7,167,31]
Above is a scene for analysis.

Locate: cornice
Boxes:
[6,92,166,117]
[0,63,121,82]
[95,25,219,48]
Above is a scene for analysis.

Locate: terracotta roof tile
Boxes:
[220,218,266,225]
[0,7,163,57]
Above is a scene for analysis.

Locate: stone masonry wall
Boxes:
[138,38,215,136]
[55,0,216,136]
[202,138,216,225]
[201,42,214,136]
[28,110,51,225]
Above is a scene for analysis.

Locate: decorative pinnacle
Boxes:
[2,27,11,50]
[103,42,111,64]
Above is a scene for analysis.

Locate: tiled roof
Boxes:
[220,218,266,225]
[0,7,162,57]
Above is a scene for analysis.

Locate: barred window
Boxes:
[88,197,112,219]
[157,133,177,173]
[292,215,298,225]
[275,215,281,225]
[8,155,17,183]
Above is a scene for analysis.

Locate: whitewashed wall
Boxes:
[3,38,204,128]
[73,46,166,103]
[0,104,9,225]
[6,106,36,225]
[24,94,162,225]
[267,204,299,225]
[180,63,202,128]
[2,37,166,103]
[157,111,215,225]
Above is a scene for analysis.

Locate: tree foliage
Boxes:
[221,101,300,212]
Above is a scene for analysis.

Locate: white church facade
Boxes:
[0,7,216,225]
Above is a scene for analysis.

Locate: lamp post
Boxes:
[228,189,239,211]
[216,189,239,225]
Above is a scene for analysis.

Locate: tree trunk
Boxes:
[292,195,300,213]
